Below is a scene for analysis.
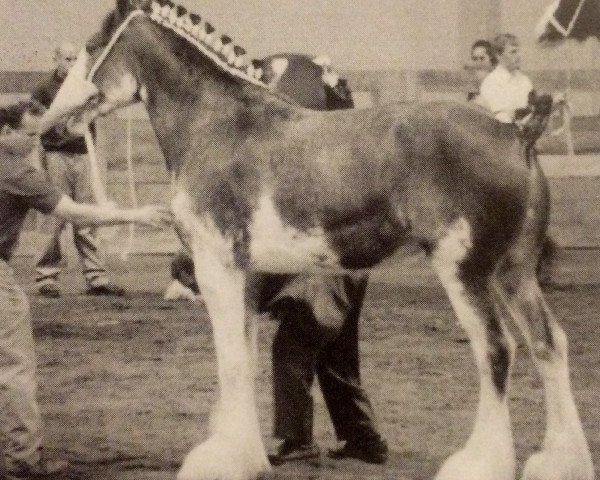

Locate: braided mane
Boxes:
[146,0,269,88]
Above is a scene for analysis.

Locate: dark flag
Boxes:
[537,0,600,43]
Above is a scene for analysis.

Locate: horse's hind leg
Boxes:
[431,219,517,480]
[492,267,593,480]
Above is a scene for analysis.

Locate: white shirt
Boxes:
[478,65,533,123]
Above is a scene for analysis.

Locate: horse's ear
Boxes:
[127,0,153,11]
[116,0,152,15]
[116,0,130,15]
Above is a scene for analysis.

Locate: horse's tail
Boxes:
[496,139,551,283]
[526,147,551,261]
[493,91,554,279]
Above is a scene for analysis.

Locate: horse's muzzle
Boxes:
[38,49,100,134]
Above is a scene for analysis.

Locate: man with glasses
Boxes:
[31,42,125,298]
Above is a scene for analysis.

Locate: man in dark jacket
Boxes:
[31,42,124,298]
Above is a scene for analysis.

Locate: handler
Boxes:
[263,273,388,465]
[31,42,124,298]
[0,99,171,480]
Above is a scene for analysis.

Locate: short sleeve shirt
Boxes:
[0,140,62,261]
[478,65,533,123]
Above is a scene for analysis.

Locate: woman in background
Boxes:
[466,39,497,102]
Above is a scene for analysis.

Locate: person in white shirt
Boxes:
[480,34,558,285]
[478,33,533,123]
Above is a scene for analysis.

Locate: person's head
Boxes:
[54,41,79,79]
[0,100,45,139]
[471,40,496,70]
[469,39,496,82]
[492,33,521,72]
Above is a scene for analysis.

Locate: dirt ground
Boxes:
[9,248,600,480]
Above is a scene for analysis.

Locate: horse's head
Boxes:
[39,0,353,137]
[39,0,153,134]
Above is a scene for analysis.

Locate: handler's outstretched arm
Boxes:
[51,195,172,228]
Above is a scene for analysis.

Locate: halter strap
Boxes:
[565,0,587,36]
[88,10,146,81]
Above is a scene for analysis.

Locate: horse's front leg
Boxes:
[176,219,269,480]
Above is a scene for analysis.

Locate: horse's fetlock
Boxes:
[533,341,555,362]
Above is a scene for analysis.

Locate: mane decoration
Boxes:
[147,0,268,88]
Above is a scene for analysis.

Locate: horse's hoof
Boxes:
[521,448,594,480]
[178,434,269,480]
[435,446,515,480]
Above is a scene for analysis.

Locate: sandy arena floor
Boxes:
[8,248,600,480]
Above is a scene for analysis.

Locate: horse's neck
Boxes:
[132,22,300,174]
[144,82,290,174]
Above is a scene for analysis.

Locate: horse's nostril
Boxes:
[88,93,104,108]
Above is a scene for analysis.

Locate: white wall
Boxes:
[1,1,598,73]
[1,0,463,71]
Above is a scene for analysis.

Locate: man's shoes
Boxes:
[37,283,61,298]
[327,437,388,464]
[6,458,69,479]
[163,279,200,302]
[86,282,125,297]
[268,440,320,466]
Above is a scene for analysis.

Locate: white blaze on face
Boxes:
[248,193,341,272]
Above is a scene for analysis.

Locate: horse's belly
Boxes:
[248,194,414,273]
[248,196,342,273]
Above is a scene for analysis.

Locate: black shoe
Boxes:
[327,437,388,464]
[37,283,61,298]
[85,282,125,297]
[6,458,69,479]
[268,441,320,466]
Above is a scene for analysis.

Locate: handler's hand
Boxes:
[135,205,173,228]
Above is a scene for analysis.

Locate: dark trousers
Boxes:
[268,274,380,445]
[170,254,381,445]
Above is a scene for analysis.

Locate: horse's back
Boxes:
[243,100,531,270]
[267,100,528,216]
